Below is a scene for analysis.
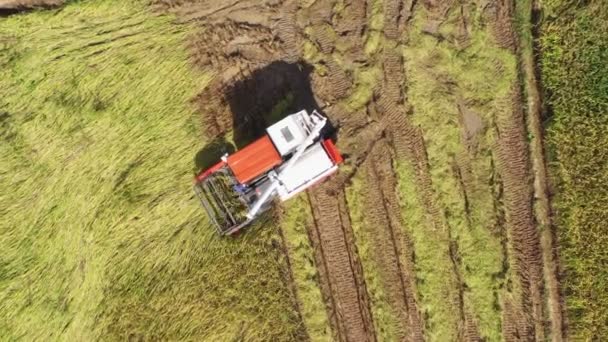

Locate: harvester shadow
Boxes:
[193,136,235,172]
[194,60,337,170]
[224,60,334,148]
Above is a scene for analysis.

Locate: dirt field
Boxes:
[0,0,63,15]
[151,0,566,340]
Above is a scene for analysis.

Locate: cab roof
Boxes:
[227,135,282,184]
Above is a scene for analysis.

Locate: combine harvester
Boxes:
[194,110,343,235]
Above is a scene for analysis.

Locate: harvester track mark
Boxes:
[501,297,522,342]
[309,184,376,342]
[464,312,481,342]
[484,0,517,52]
[276,0,301,62]
[398,0,416,33]
[383,0,402,41]
[493,88,546,342]
[196,81,234,138]
[365,141,425,342]
[305,0,334,25]
[325,59,354,100]
[487,0,547,339]
[449,237,482,342]
[518,0,565,338]
[304,195,343,342]
[335,0,366,36]
[275,209,313,341]
[310,24,336,54]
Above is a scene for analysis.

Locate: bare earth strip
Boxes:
[495,88,546,341]
[517,0,565,339]
[363,140,425,342]
[308,185,376,342]
[487,0,548,340]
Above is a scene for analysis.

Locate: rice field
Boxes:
[0,1,303,340]
[541,0,608,338]
[2,0,605,340]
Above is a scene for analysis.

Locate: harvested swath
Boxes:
[375,29,465,337]
[454,3,472,47]
[162,0,276,23]
[420,0,456,19]
[494,88,546,341]
[365,140,425,342]
[158,0,294,72]
[379,96,466,336]
[192,23,275,69]
[308,183,376,342]
[363,145,410,342]
[418,0,457,40]
[398,0,416,35]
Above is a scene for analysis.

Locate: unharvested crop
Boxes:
[541,0,608,338]
[0,1,303,340]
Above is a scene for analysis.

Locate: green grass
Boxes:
[541,0,608,338]
[0,1,303,340]
[400,7,519,341]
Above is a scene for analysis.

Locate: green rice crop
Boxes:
[0,1,303,340]
[541,0,608,338]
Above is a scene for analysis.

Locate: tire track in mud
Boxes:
[363,140,425,342]
[486,0,547,340]
[494,89,545,342]
[519,0,565,339]
[274,209,313,341]
[308,185,376,342]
